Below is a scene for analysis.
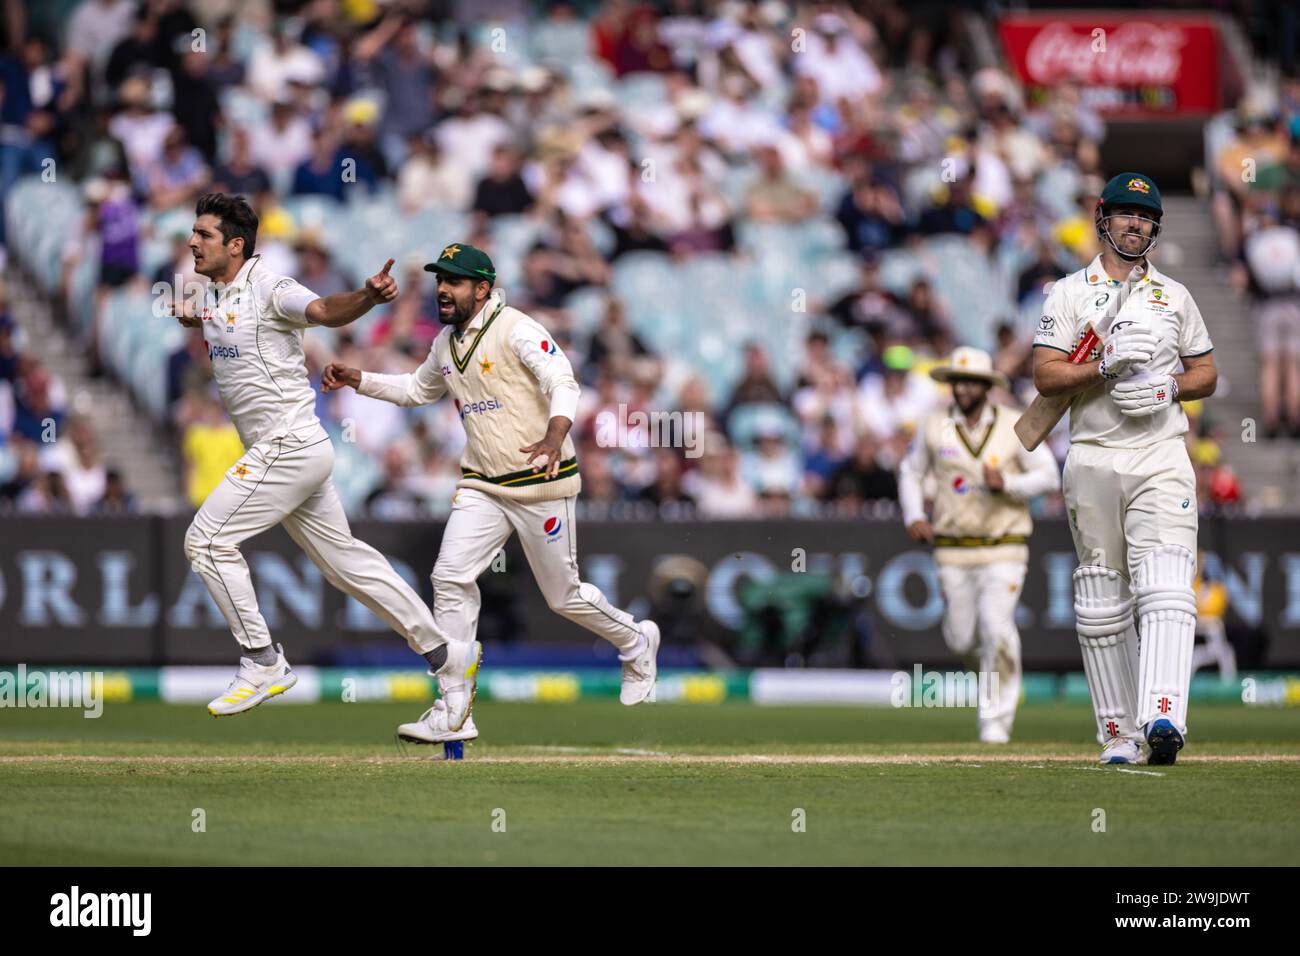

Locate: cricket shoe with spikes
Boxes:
[207,644,298,716]
[619,620,660,705]
[397,699,479,744]
[1099,737,1146,765]
[1146,718,1185,766]
[429,640,482,731]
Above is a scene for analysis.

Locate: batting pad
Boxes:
[1073,565,1141,744]
[1134,544,1198,734]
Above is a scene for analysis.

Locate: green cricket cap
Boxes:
[425,242,496,285]
[1100,173,1162,215]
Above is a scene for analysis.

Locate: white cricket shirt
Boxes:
[1032,255,1214,448]
[199,254,322,447]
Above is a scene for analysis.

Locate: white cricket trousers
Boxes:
[184,425,443,655]
[936,560,1026,739]
[434,487,642,655]
[1062,437,1200,736]
[1061,437,1198,575]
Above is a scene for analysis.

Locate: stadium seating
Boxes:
[2,0,1098,517]
[727,402,802,451]
[560,284,610,340]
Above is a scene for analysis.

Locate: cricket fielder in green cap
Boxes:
[1031,173,1218,765]
[323,242,659,746]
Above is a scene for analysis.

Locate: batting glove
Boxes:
[1098,327,1158,380]
[1111,375,1178,417]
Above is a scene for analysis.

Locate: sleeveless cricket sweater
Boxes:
[921,403,1035,567]
[437,303,580,503]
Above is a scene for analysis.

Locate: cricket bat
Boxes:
[1014,323,1102,451]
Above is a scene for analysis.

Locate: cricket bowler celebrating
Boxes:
[899,347,1059,743]
[322,242,659,744]
[1032,173,1217,765]
[176,193,478,728]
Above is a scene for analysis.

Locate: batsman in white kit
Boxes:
[899,348,1059,743]
[1030,173,1217,765]
[322,242,660,745]
[176,194,478,729]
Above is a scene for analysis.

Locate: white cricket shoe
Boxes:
[619,620,660,705]
[397,700,479,744]
[207,644,297,717]
[979,725,1011,744]
[431,640,481,731]
[1099,737,1146,765]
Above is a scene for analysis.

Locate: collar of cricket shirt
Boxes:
[1085,254,1157,289]
[951,401,997,459]
[449,288,506,372]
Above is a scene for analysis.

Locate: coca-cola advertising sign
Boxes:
[1000,16,1221,116]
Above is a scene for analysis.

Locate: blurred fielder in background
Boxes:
[1032,173,1218,765]
[323,242,660,746]
[900,347,1059,743]
[176,193,479,726]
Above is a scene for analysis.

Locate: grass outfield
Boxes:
[1,700,1298,865]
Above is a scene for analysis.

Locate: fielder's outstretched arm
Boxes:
[320,349,449,406]
[306,258,399,328]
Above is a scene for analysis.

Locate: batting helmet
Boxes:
[1095,172,1163,262]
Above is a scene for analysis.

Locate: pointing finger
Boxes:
[380,258,395,276]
